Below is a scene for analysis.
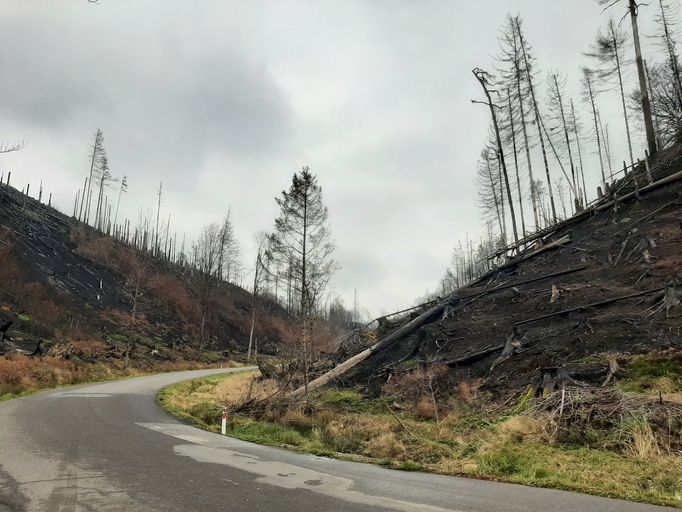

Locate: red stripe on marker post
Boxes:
[221,409,229,435]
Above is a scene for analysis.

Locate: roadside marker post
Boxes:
[221,408,229,435]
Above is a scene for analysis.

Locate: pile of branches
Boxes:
[526,387,682,454]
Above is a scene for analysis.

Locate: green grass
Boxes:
[619,353,682,395]
[159,376,682,509]
[475,443,682,506]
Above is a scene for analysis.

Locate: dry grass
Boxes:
[214,372,277,405]
[0,354,234,399]
[160,377,682,507]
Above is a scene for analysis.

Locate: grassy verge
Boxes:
[0,353,240,402]
[159,372,682,508]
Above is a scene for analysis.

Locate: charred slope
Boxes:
[0,184,289,358]
[342,149,682,395]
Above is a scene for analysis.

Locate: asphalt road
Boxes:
[0,368,674,512]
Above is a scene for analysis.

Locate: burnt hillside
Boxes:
[0,183,290,360]
[341,146,682,395]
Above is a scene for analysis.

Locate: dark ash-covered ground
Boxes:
[339,148,682,396]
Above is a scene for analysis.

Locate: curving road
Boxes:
[0,368,673,512]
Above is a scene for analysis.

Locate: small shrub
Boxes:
[365,433,406,459]
[415,396,438,420]
[623,417,661,459]
[457,379,483,403]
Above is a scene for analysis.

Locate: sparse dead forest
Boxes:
[441,1,682,290]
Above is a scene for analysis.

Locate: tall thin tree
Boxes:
[514,16,557,223]
[585,19,634,167]
[472,68,519,246]
[271,167,338,398]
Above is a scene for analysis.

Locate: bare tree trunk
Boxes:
[551,74,579,208]
[84,133,99,224]
[247,252,261,362]
[515,68,539,229]
[644,60,663,149]
[485,152,504,240]
[610,23,635,167]
[78,177,88,222]
[473,69,519,245]
[586,74,607,184]
[571,99,589,206]
[199,306,206,352]
[599,113,614,180]
[630,0,658,156]
[507,86,527,236]
[515,21,556,223]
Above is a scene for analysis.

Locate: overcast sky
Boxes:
[0,1,665,316]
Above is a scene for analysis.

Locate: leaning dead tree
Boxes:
[472,68,519,246]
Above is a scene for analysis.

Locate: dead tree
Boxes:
[514,16,557,223]
[82,129,105,224]
[581,67,607,185]
[505,85,527,235]
[218,210,240,284]
[248,233,269,362]
[641,61,682,147]
[113,175,128,234]
[473,68,519,245]
[598,113,615,179]
[124,254,149,368]
[476,145,505,241]
[497,14,539,229]
[192,223,223,351]
[570,99,590,206]
[547,71,580,209]
[654,0,682,114]
[155,181,163,257]
[94,156,117,231]
[585,18,634,168]
[599,0,657,156]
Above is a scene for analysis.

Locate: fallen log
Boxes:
[445,344,505,367]
[293,266,589,397]
[515,287,663,327]
[291,301,446,398]
[493,169,682,258]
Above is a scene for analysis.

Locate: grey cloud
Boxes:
[0,0,662,314]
